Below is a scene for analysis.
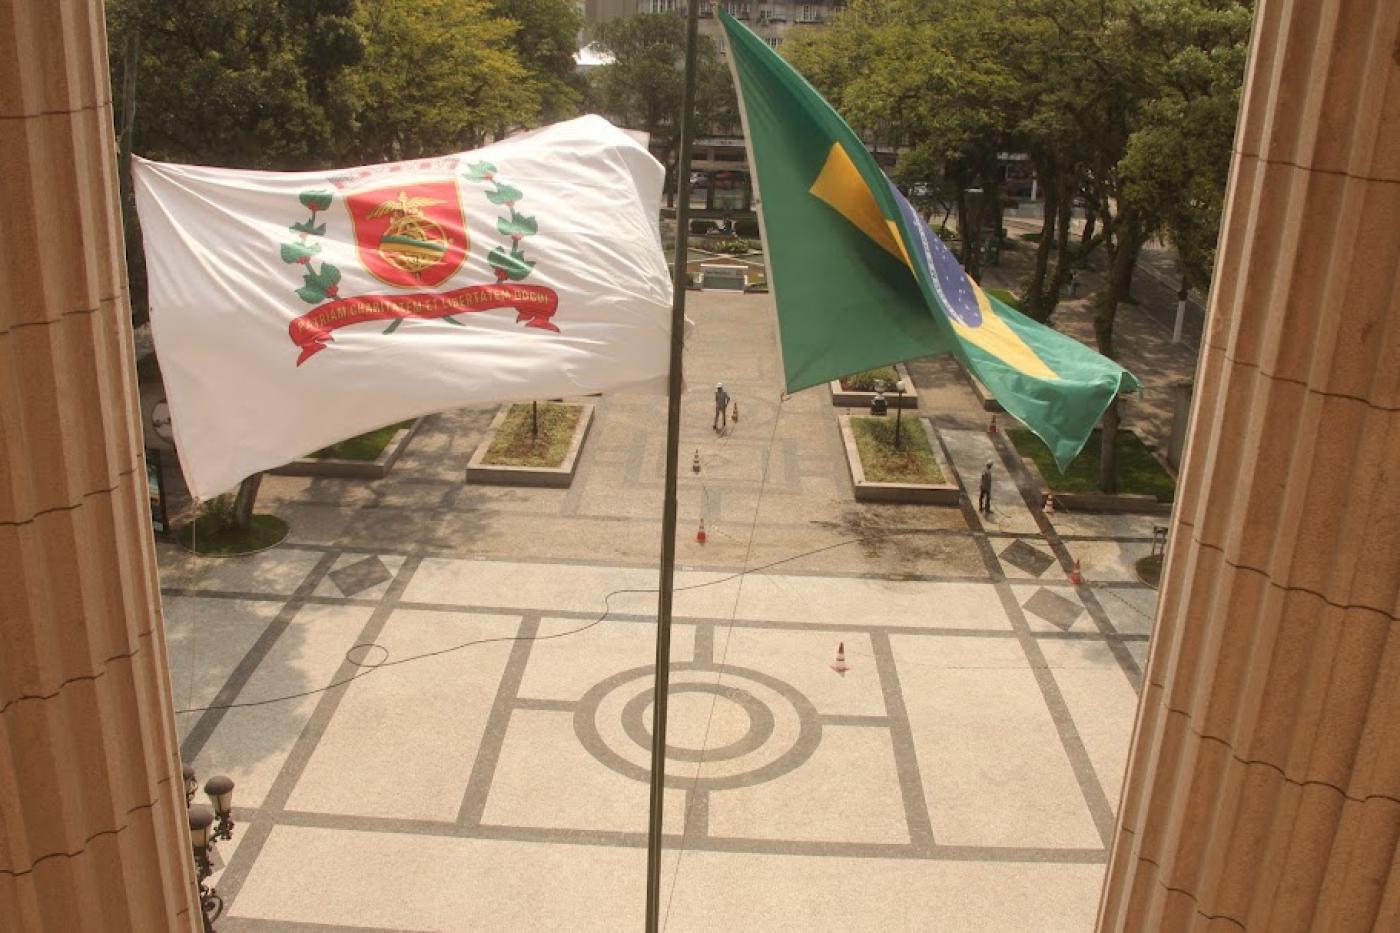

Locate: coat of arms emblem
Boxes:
[346,181,468,288]
[280,163,559,366]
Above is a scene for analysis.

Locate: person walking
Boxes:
[713,382,731,432]
[978,461,993,515]
[1068,271,1080,299]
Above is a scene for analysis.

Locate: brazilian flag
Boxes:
[720,11,1140,470]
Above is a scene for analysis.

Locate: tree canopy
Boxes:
[490,0,588,123]
[108,0,583,169]
[585,13,737,196]
[108,0,366,169]
[1118,0,1253,286]
[346,0,538,161]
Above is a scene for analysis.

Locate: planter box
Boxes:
[1049,491,1170,513]
[965,367,1005,412]
[838,415,961,505]
[700,262,748,290]
[829,362,919,409]
[273,418,424,480]
[1020,454,1172,514]
[465,402,594,488]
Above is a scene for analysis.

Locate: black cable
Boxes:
[173,524,950,715]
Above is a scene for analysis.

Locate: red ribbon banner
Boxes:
[289,283,560,365]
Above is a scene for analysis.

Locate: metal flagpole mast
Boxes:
[645,0,702,926]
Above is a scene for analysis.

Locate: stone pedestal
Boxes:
[1097,0,1400,929]
[0,3,200,929]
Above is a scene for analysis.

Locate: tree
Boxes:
[996,2,1094,323]
[490,0,587,123]
[345,0,540,162]
[786,0,1021,280]
[1120,0,1253,287]
[110,0,553,169]
[1058,0,1250,491]
[586,13,736,205]
[108,0,365,169]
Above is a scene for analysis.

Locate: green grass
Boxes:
[1008,427,1176,502]
[1019,231,1042,242]
[839,366,900,392]
[850,416,945,484]
[482,402,581,467]
[179,513,288,556]
[311,420,414,461]
[985,287,1020,309]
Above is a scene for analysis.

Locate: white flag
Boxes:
[133,116,672,499]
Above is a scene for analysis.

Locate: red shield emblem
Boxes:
[345,179,469,288]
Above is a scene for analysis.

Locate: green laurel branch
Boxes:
[463,162,538,283]
[281,189,340,304]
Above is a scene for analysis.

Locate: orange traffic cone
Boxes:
[830,641,850,673]
[1067,559,1084,585]
[988,414,998,435]
[696,519,707,544]
[692,449,701,474]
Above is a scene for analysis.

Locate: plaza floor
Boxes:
[158,289,1177,931]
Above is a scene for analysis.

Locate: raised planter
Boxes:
[1020,454,1172,514]
[465,402,594,488]
[828,362,919,409]
[964,366,1005,412]
[838,415,961,505]
[700,263,748,290]
[273,418,424,479]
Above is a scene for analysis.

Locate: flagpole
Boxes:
[645,0,702,926]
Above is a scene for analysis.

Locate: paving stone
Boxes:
[1023,587,1085,631]
[1000,539,1057,578]
[329,555,392,597]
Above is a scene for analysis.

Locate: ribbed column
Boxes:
[0,3,200,930]
[1098,0,1400,930]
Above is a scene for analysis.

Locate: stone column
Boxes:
[0,3,200,929]
[1098,0,1400,930]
